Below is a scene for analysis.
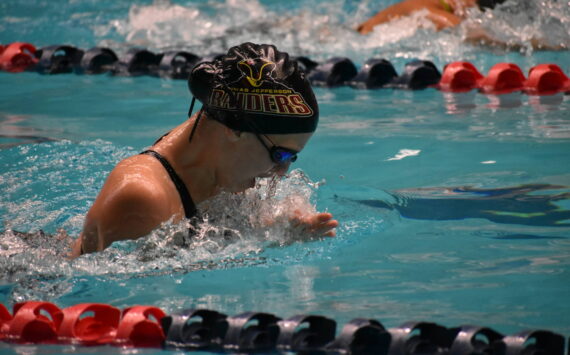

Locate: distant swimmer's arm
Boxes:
[463,25,568,51]
[357,0,461,34]
[424,8,462,30]
[357,1,414,34]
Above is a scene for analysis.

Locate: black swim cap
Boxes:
[476,0,506,10]
[188,42,319,134]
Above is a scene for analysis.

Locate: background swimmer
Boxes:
[356,0,565,50]
[357,0,504,33]
[70,42,338,257]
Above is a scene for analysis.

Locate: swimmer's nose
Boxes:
[274,162,290,176]
[268,160,292,177]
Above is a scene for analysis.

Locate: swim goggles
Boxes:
[250,128,298,165]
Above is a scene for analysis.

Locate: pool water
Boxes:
[1,0,570,353]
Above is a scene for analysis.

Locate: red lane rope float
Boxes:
[114,306,166,347]
[1,302,165,347]
[58,303,120,345]
[0,303,12,341]
[0,42,38,73]
[6,301,63,344]
[524,64,570,96]
[479,63,526,95]
[437,61,484,92]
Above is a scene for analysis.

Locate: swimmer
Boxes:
[70,42,338,257]
[356,0,505,34]
[356,0,565,50]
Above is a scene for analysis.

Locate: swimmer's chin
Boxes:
[219,179,257,194]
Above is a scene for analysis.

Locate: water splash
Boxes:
[461,0,570,54]
[0,139,332,303]
[98,0,569,66]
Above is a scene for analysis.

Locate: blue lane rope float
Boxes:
[34,45,84,74]
[77,47,119,75]
[388,60,442,90]
[158,51,201,79]
[1,42,569,95]
[161,309,228,351]
[307,57,358,87]
[276,314,336,353]
[0,301,568,354]
[348,58,399,89]
[112,48,162,77]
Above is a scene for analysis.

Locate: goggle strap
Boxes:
[187,96,196,118]
[188,99,203,144]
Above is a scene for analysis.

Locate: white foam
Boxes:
[386,149,421,161]
[99,0,569,64]
[0,166,329,301]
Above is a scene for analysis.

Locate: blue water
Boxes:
[1,0,570,353]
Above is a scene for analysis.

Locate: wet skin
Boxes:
[71,113,338,257]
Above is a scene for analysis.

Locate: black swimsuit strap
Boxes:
[141,149,197,219]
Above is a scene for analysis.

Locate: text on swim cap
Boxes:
[209,89,313,116]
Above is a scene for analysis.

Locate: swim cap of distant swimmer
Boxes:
[188,42,319,134]
[476,0,507,10]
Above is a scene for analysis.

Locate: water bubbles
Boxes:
[0,154,333,303]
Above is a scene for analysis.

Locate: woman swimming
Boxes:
[356,0,566,50]
[356,0,505,34]
[71,42,338,257]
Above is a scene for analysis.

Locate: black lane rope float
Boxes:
[1,42,570,95]
[0,301,568,354]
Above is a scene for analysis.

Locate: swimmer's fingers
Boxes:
[291,211,338,239]
[313,213,339,237]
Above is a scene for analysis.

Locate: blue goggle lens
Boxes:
[272,148,298,164]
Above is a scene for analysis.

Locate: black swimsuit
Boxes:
[141,149,197,219]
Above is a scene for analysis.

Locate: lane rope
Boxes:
[1,42,569,95]
[0,301,568,354]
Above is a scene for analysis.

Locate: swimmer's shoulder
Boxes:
[110,154,171,186]
[96,155,180,217]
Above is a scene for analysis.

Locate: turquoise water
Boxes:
[1,0,570,353]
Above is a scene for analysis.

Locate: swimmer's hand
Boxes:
[290,210,338,239]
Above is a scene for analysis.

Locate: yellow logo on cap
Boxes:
[238,59,276,87]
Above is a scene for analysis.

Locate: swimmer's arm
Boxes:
[356,0,417,35]
[464,26,567,51]
[357,1,413,34]
[424,8,461,30]
[77,182,175,255]
[70,237,83,258]
[357,0,460,34]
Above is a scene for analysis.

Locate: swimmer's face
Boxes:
[222,131,313,192]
